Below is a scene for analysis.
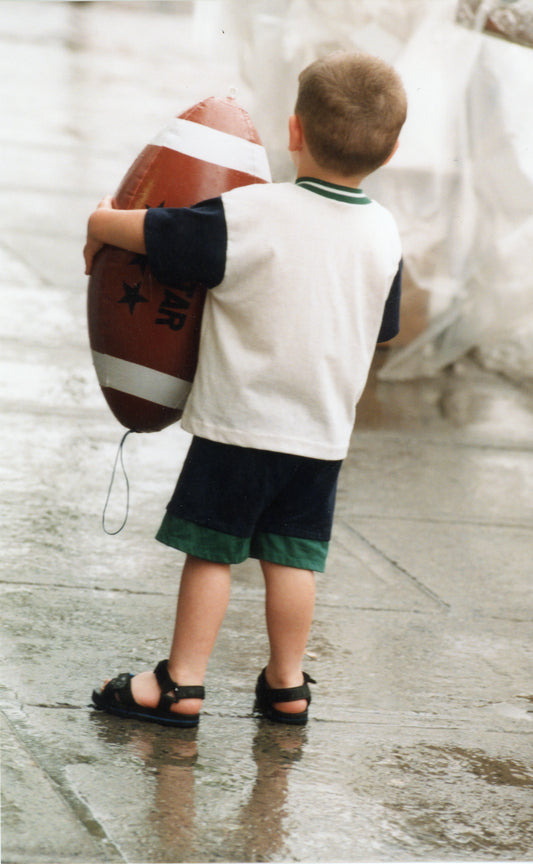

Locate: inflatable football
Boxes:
[87,96,271,432]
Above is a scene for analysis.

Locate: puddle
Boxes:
[363,744,533,858]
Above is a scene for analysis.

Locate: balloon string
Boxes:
[102,429,134,535]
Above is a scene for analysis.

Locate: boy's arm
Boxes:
[84,195,147,275]
[377,259,402,343]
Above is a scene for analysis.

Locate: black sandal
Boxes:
[91,659,205,728]
[254,668,316,725]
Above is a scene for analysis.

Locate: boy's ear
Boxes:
[382,138,399,166]
[288,114,304,152]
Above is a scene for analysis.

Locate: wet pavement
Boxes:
[2,3,533,862]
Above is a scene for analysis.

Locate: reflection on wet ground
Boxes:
[83,711,310,863]
[358,349,533,444]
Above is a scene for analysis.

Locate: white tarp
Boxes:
[225,0,533,381]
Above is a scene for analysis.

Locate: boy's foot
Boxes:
[254,668,316,725]
[128,670,203,716]
[97,671,203,715]
[263,669,309,714]
[92,660,204,727]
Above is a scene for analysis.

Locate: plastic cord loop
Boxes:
[102,429,134,535]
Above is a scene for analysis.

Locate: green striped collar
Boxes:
[296,176,371,205]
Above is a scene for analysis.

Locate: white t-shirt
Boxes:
[145,178,402,459]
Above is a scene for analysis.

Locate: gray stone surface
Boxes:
[1,3,532,862]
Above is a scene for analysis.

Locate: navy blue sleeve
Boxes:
[377,259,402,343]
[144,196,227,288]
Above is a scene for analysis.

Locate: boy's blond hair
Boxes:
[295,52,407,177]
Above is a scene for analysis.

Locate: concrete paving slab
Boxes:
[63,721,533,863]
[330,520,448,612]
[338,434,533,526]
[5,700,531,863]
[354,518,532,616]
[1,712,108,863]
[3,522,532,860]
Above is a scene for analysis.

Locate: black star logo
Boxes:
[118,281,149,314]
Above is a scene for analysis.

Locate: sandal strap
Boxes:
[261,670,316,704]
[101,672,137,706]
[154,660,205,706]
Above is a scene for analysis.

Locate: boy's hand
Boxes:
[84,195,147,275]
[94,194,114,211]
[84,195,115,275]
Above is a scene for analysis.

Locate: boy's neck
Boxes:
[297,168,366,189]
[295,152,366,190]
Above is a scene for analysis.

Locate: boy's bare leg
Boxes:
[261,560,315,714]
[130,555,231,715]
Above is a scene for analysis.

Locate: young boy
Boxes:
[87,51,407,727]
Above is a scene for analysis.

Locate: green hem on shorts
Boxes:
[156,513,249,564]
[156,513,329,572]
[250,532,329,572]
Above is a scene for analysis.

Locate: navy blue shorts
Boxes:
[156,437,342,571]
